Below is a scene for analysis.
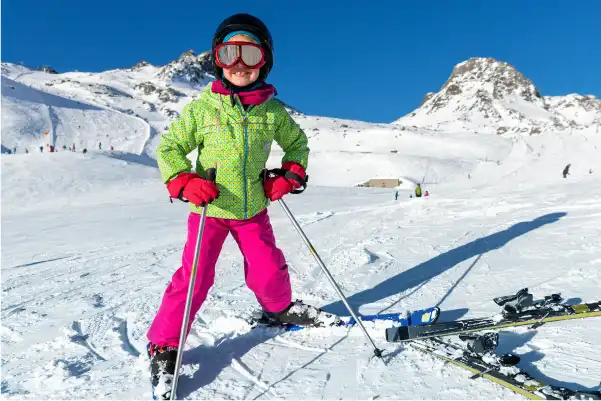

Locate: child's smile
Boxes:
[231,68,252,77]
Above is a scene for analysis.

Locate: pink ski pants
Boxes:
[147,209,292,346]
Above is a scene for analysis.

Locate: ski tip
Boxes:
[429,307,441,324]
[414,307,440,325]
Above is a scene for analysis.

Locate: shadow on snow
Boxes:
[322,212,567,316]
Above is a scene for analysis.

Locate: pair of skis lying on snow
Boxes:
[250,289,601,400]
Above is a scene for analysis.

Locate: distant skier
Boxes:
[82,148,87,154]
[425,191,429,197]
[110,145,114,151]
[145,14,322,400]
[63,145,67,150]
[72,143,76,152]
[415,183,422,198]
[39,146,44,153]
[49,145,55,153]
[98,142,102,150]
[562,164,571,178]
[394,190,399,200]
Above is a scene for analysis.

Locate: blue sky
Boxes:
[2,1,600,122]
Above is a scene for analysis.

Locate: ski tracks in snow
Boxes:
[231,358,282,399]
[3,148,601,399]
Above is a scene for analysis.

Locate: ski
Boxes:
[252,306,441,332]
[148,307,440,398]
[410,334,601,400]
[386,298,600,343]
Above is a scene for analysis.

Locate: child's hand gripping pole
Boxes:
[259,168,384,360]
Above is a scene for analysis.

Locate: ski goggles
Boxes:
[215,42,266,69]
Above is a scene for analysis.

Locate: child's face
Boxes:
[222,34,261,87]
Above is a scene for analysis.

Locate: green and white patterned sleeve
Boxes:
[274,110,310,170]
[156,102,203,183]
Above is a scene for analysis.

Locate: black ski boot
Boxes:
[147,343,178,400]
[459,332,499,356]
[459,333,520,367]
[262,300,341,327]
[495,288,534,317]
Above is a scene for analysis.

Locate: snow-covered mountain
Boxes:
[3,54,601,400]
[2,55,599,188]
[395,57,601,134]
[0,52,305,158]
[155,50,213,88]
[1,54,515,188]
[1,50,215,158]
[544,93,601,127]
[1,75,149,154]
[1,50,306,157]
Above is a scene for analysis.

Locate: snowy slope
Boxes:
[2,76,149,154]
[544,94,601,128]
[2,126,601,399]
[2,57,512,188]
[268,115,511,187]
[1,51,213,157]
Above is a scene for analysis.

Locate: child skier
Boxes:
[147,13,326,399]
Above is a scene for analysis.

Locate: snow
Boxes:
[2,58,601,399]
[395,58,601,135]
[1,75,149,154]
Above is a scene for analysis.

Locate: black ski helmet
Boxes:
[211,13,274,82]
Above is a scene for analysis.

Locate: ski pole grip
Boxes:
[259,168,308,194]
[205,168,217,183]
[170,169,218,205]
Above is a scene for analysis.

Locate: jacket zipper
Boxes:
[243,114,249,219]
[236,100,252,220]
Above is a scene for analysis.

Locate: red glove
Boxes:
[167,172,219,206]
[263,162,307,201]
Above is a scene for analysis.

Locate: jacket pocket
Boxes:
[246,121,276,162]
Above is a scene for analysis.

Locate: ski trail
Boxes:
[4,255,76,270]
[252,336,348,400]
[70,320,106,362]
[13,70,34,81]
[296,211,335,226]
[141,122,159,157]
[266,336,328,353]
[231,358,281,399]
[48,104,59,148]
[320,372,331,400]
[39,89,54,147]
[113,317,141,357]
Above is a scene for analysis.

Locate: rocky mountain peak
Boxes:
[443,58,541,102]
[156,50,213,87]
[395,57,599,134]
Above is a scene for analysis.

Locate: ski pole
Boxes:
[277,198,384,359]
[171,168,216,400]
